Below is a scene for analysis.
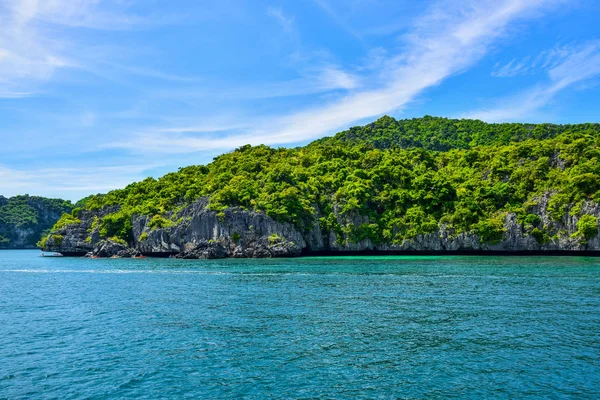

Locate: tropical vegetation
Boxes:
[47,116,600,246]
[0,195,72,248]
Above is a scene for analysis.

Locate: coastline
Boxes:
[42,195,600,259]
[25,249,600,258]
[0,247,40,250]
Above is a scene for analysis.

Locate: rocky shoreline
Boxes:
[43,194,600,258]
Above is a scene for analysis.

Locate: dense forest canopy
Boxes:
[321,115,600,151]
[49,116,600,247]
[0,195,73,248]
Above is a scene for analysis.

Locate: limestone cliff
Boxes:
[322,193,600,253]
[0,195,72,249]
[43,194,600,257]
[44,198,305,258]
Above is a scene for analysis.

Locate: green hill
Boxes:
[0,195,73,248]
[47,116,600,249]
[320,115,600,151]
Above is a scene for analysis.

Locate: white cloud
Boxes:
[317,66,360,90]
[466,41,600,122]
[266,6,295,32]
[114,0,564,153]
[491,58,532,77]
[0,91,33,98]
[231,65,360,97]
[491,42,594,78]
[6,0,148,30]
[0,163,158,201]
[80,111,97,127]
[313,0,367,47]
[0,0,155,97]
[145,63,360,103]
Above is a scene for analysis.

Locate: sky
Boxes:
[1,0,600,201]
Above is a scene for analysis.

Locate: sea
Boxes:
[1,250,599,399]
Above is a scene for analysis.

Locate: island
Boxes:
[0,195,72,249]
[41,116,600,258]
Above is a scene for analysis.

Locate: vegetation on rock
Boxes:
[574,215,599,241]
[0,195,72,249]
[47,116,600,247]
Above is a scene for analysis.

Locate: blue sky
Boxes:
[1,0,600,201]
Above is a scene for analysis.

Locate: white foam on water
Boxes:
[0,269,332,277]
[0,269,314,275]
[0,269,209,274]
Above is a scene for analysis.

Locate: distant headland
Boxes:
[0,195,73,249]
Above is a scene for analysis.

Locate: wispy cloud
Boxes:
[0,0,160,97]
[142,63,360,104]
[466,41,600,121]
[0,163,159,201]
[0,91,34,98]
[6,0,150,30]
[491,58,532,77]
[266,6,295,32]
[491,42,591,78]
[313,0,368,47]
[115,0,564,153]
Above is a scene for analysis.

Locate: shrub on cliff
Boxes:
[576,215,599,241]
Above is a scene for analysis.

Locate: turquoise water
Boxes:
[1,251,599,398]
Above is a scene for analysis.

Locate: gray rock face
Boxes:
[44,206,118,254]
[322,193,600,253]
[174,240,227,259]
[93,239,139,258]
[45,198,305,258]
[45,194,600,257]
[129,198,305,259]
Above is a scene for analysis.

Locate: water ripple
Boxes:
[0,250,599,398]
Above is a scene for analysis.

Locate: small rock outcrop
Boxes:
[44,206,118,255]
[174,240,227,259]
[91,239,140,258]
